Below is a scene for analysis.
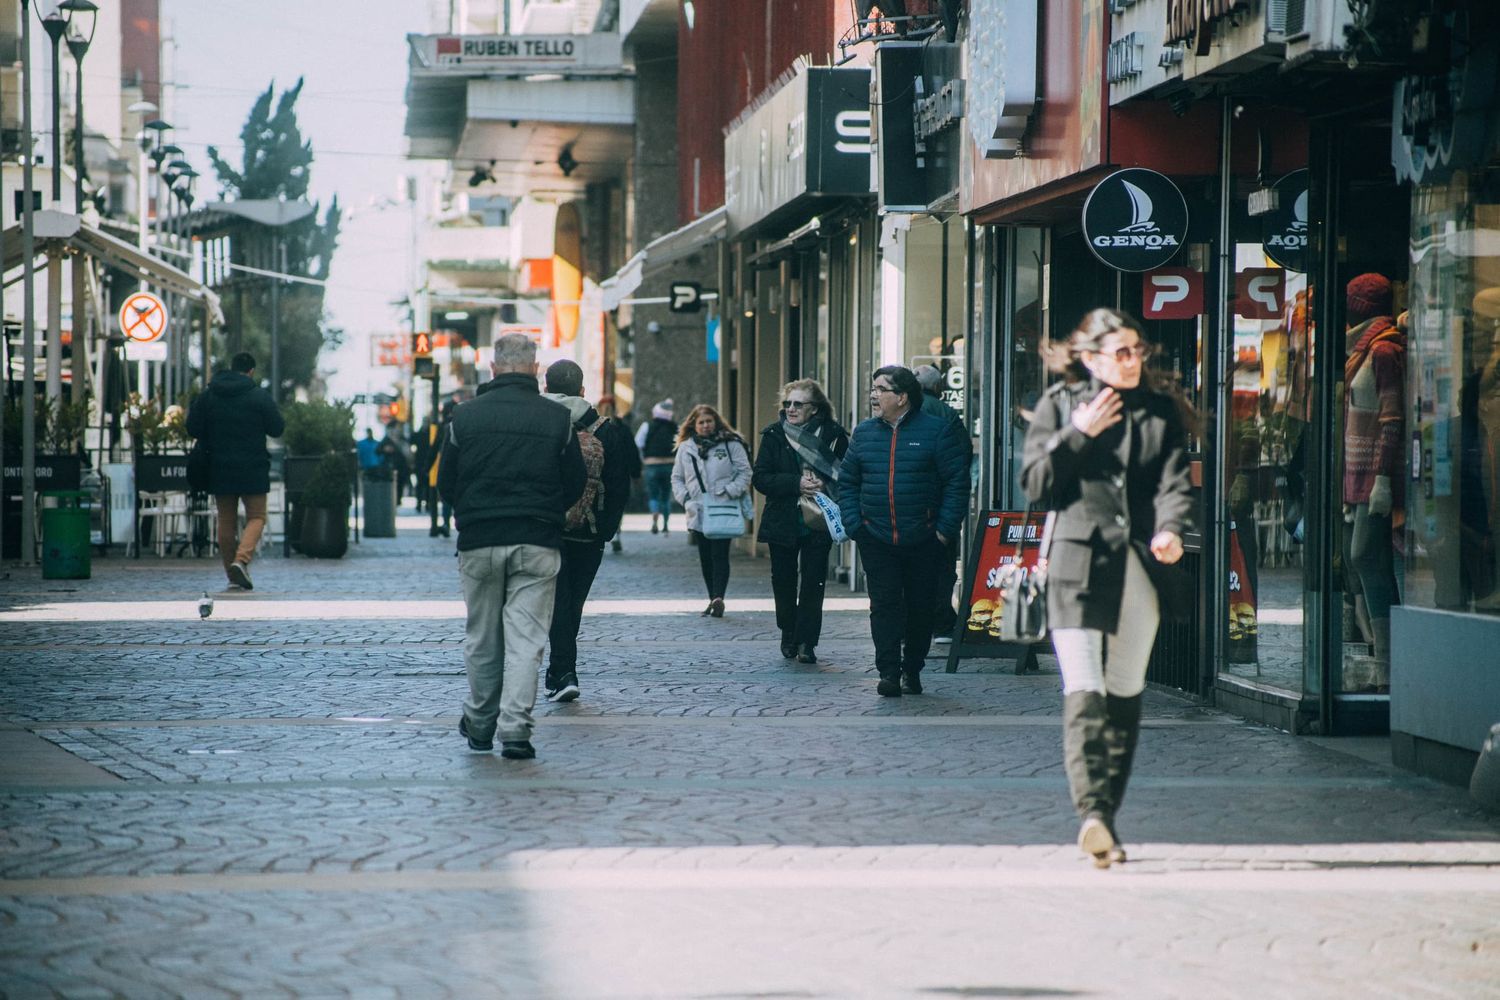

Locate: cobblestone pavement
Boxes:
[3,511,1499,999]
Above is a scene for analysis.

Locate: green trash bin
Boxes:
[42,490,92,580]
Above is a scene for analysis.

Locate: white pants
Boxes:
[1051,548,1161,698]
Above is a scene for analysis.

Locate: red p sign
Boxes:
[1235,269,1286,319]
[1142,268,1204,320]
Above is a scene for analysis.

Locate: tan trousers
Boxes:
[216,494,268,571]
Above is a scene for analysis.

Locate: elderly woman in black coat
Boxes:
[753,379,849,663]
[1022,308,1195,869]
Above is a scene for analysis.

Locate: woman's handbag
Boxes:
[995,510,1052,643]
[691,456,747,539]
[799,492,847,542]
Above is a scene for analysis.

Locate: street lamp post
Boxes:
[19,0,39,565]
[62,1,98,407]
[39,6,65,204]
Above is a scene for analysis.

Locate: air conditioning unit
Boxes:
[1264,0,1307,40]
[1282,0,1356,61]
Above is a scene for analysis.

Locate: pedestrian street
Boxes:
[2,512,1499,999]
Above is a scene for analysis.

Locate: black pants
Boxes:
[858,534,944,678]
[547,539,606,678]
[932,534,959,637]
[693,532,732,599]
[769,536,833,649]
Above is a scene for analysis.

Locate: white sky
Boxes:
[165,0,424,400]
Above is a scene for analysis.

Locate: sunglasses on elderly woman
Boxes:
[782,400,814,409]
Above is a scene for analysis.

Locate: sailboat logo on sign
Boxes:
[1082,168,1190,272]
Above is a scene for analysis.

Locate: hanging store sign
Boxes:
[1142,268,1204,320]
[1261,169,1309,272]
[1234,268,1286,320]
[1392,23,1499,186]
[1082,168,1188,272]
[875,41,964,212]
[967,0,1039,159]
[724,65,873,237]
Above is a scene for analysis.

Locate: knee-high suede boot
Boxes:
[1105,693,1144,811]
[1063,691,1116,866]
[1063,691,1114,818]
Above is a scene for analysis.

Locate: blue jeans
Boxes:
[644,463,673,517]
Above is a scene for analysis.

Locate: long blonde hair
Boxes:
[677,403,743,445]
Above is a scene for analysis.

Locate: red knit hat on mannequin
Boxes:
[1346,273,1392,325]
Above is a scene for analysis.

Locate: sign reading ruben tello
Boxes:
[1082,168,1189,272]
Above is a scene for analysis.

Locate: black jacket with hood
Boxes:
[185,370,285,495]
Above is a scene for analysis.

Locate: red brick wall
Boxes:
[675,1,840,225]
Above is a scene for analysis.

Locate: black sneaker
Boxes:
[901,671,923,695]
[458,715,492,752]
[796,645,818,664]
[227,561,253,590]
[780,636,797,659]
[500,740,536,760]
[546,673,580,703]
[876,677,903,697]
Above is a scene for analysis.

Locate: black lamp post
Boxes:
[38,5,66,203]
[61,0,98,213]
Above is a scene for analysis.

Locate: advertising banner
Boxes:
[945,509,1048,674]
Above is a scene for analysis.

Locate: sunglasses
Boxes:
[1092,344,1152,364]
[782,400,814,409]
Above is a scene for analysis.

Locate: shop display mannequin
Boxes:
[1342,273,1406,662]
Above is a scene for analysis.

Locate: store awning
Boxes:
[601,206,726,310]
[2,211,224,322]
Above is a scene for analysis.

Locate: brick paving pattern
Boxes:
[2,512,1498,998]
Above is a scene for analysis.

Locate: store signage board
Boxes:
[1235,268,1285,320]
[724,66,873,237]
[1082,168,1188,272]
[1261,169,1309,272]
[411,34,624,74]
[1142,267,1204,319]
[944,510,1046,675]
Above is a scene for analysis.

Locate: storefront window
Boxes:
[1406,165,1500,617]
[1004,228,1045,507]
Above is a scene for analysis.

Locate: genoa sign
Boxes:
[1082,168,1189,272]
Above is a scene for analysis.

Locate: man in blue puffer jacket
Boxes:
[839,365,971,696]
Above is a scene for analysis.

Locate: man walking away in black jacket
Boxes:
[541,360,637,703]
[186,352,284,591]
[438,335,586,760]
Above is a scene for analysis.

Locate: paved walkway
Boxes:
[2,510,1498,998]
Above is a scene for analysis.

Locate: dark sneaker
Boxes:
[901,672,923,695]
[709,598,725,618]
[227,561,253,590]
[796,645,817,664]
[500,740,536,760]
[546,674,581,703]
[876,677,903,697]
[458,715,492,752]
[780,636,797,659]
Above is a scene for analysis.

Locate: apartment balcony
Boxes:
[404,28,632,197]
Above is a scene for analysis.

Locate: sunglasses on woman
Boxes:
[782,400,814,409]
[1093,344,1152,363]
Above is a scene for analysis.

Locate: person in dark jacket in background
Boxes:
[437,334,586,760]
[595,394,639,553]
[915,364,964,642]
[838,365,970,696]
[541,360,638,703]
[1021,307,1194,869]
[753,378,849,664]
[426,400,455,537]
[186,351,284,591]
[636,399,678,533]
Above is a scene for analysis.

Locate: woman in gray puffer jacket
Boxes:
[671,404,752,617]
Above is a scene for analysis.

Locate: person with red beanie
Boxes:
[1343,272,1405,665]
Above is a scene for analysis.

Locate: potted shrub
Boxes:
[4,397,86,492]
[298,453,352,558]
[129,394,195,493]
[281,401,356,554]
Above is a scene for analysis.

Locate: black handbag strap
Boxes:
[690,454,708,494]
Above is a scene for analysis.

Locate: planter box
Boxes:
[283,452,357,496]
[3,454,84,492]
[134,453,192,493]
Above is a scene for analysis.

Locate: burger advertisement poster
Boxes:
[961,511,1046,644]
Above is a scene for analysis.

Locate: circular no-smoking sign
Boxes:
[119,291,169,344]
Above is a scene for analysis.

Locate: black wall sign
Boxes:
[1262,169,1309,273]
[1081,168,1189,272]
